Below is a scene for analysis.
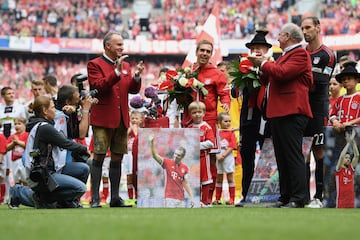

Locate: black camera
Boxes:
[29,149,59,192]
[80,89,98,99]
[76,74,98,99]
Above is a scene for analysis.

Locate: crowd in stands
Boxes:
[0,0,358,41]
[0,54,181,103]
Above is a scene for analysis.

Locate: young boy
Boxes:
[329,62,360,130]
[335,127,359,208]
[328,75,342,124]
[187,101,215,206]
[6,117,29,185]
[124,110,144,201]
[214,112,237,205]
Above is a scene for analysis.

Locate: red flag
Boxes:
[182,3,222,68]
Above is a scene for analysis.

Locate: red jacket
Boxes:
[183,64,230,125]
[261,46,313,119]
[87,56,141,128]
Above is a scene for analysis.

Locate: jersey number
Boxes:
[313,133,324,146]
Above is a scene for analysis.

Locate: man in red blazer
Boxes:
[248,23,313,208]
[87,31,144,208]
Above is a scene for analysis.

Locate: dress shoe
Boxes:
[90,200,102,208]
[267,201,286,208]
[235,200,245,207]
[281,202,304,208]
[110,198,132,208]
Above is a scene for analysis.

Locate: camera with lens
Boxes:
[76,74,98,99]
[29,149,59,192]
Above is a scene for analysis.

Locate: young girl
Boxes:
[6,117,29,185]
[187,101,215,206]
[214,112,237,205]
[335,127,359,208]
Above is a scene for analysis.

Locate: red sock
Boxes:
[127,184,134,199]
[215,183,223,201]
[0,184,5,204]
[229,183,236,204]
[201,184,210,204]
[102,183,109,200]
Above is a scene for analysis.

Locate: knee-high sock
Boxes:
[201,184,210,204]
[215,182,222,201]
[109,161,121,200]
[91,160,103,202]
[305,161,311,203]
[314,158,324,200]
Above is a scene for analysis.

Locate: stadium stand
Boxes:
[0,0,359,103]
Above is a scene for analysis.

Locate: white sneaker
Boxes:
[306,198,323,208]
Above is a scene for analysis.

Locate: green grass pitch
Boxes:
[1,205,359,240]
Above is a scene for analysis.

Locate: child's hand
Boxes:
[13,135,19,144]
[216,153,225,162]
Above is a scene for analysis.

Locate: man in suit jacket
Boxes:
[248,23,313,208]
[87,31,144,208]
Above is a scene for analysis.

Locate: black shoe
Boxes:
[57,200,83,208]
[235,201,245,207]
[8,196,20,209]
[31,193,56,209]
[267,201,286,208]
[281,201,304,208]
[90,200,102,208]
[110,198,132,208]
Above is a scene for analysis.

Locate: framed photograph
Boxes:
[137,128,201,208]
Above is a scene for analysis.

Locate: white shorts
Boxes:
[216,153,235,174]
[101,156,111,178]
[0,152,12,179]
[10,158,26,183]
[165,198,186,208]
[122,151,133,175]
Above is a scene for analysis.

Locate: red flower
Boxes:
[238,59,253,74]
[166,70,178,82]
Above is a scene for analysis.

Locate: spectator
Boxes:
[87,31,144,208]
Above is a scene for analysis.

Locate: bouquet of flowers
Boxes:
[158,66,208,109]
[229,53,261,92]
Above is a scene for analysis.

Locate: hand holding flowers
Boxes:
[158,66,208,109]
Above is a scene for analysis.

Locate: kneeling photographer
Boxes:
[10,96,90,209]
